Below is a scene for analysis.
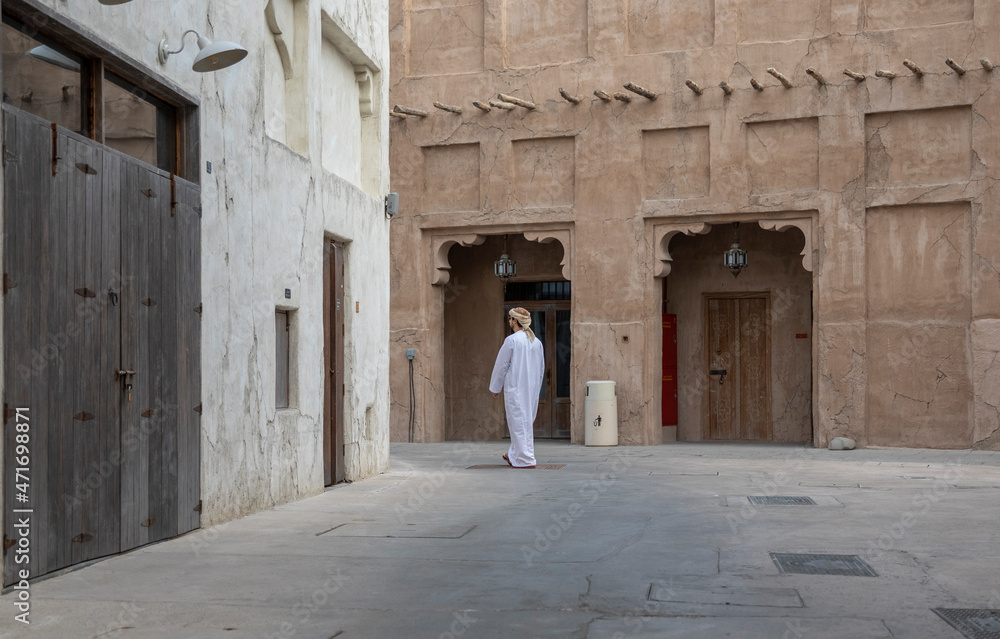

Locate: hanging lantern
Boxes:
[494,235,517,286]
[723,222,748,278]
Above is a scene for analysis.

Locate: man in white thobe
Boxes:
[490,307,545,468]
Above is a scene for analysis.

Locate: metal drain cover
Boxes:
[770,553,878,577]
[748,496,817,505]
[466,464,565,470]
[932,609,1000,638]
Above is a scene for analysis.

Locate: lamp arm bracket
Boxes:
[159,30,202,64]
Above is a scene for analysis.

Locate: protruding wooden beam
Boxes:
[613,92,632,103]
[750,78,764,91]
[843,68,866,82]
[393,105,428,117]
[558,88,581,104]
[390,111,408,119]
[767,67,793,88]
[433,101,463,114]
[875,69,896,79]
[806,67,827,85]
[594,90,612,102]
[497,93,535,109]
[685,80,703,96]
[719,81,734,95]
[902,59,924,77]
[488,99,515,110]
[473,100,492,112]
[981,58,995,72]
[946,58,966,75]
[623,82,658,100]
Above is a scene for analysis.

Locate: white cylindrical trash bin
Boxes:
[584,381,618,446]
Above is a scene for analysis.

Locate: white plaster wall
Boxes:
[15,0,392,525]
[321,38,362,182]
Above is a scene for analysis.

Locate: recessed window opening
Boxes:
[2,15,85,134]
[104,72,177,173]
[276,310,291,409]
[2,10,193,178]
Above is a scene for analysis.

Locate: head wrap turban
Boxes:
[509,307,535,342]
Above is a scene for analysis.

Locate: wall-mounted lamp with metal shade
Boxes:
[26,45,82,72]
[158,30,248,72]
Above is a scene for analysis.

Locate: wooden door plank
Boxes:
[2,111,19,586]
[119,161,149,552]
[739,298,771,441]
[96,146,123,559]
[531,308,552,439]
[1,112,55,584]
[45,129,75,574]
[63,134,89,567]
[323,240,333,486]
[140,168,166,543]
[552,309,571,439]
[707,298,739,439]
[25,114,54,579]
[175,180,201,533]
[153,170,180,542]
[333,244,345,484]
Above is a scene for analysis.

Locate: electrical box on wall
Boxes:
[385,192,399,219]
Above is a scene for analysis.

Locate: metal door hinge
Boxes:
[140,518,156,528]
[3,273,16,295]
[51,123,60,176]
[3,403,12,424]
[71,533,94,543]
[170,174,177,217]
[194,500,202,513]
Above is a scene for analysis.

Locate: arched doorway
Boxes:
[662,220,814,443]
[442,234,570,441]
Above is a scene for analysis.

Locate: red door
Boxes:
[662,314,678,426]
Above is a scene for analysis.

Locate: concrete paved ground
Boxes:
[3,441,1000,639]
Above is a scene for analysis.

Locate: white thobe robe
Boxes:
[489,330,545,467]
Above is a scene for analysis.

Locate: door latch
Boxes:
[116,369,136,402]
[710,369,727,385]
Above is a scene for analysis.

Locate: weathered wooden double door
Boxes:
[2,106,201,585]
[706,295,771,440]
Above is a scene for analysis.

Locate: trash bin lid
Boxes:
[586,380,616,399]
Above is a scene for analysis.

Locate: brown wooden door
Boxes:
[552,309,571,439]
[323,240,345,485]
[2,106,201,585]
[706,295,770,440]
